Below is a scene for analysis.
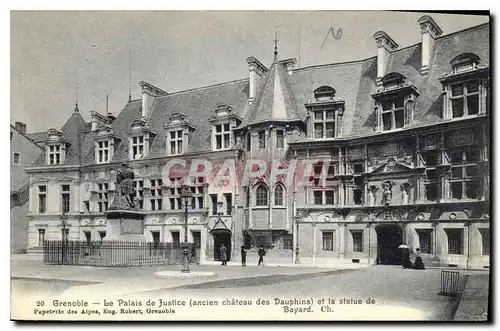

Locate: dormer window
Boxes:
[169,129,183,155]
[440,53,489,120]
[48,145,61,165]
[306,86,345,139]
[128,119,156,160]
[131,136,144,159]
[44,128,68,165]
[96,141,109,163]
[208,104,241,152]
[95,124,120,164]
[372,72,420,132]
[164,113,196,156]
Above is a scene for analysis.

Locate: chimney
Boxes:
[246,57,268,105]
[89,110,99,132]
[418,15,443,75]
[139,81,168,119]
[14,122,27,135]
[279,58,297,75]
[373,31,399,83]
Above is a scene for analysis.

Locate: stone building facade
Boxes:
[25,15,490,268]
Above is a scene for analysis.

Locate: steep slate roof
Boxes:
[240,59,302,127]
[25,131,47,143]
[34,21,489,167]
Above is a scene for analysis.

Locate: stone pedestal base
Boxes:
[104,209,147,242]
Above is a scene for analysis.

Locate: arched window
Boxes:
[274,185,284,206]
[255,185,268,206]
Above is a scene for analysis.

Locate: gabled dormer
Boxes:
[94,124,121,164]
[372,72,420,132]
[208,104,242,151]
[128,119,157,160]
[305,86,345,139]
[44,128,70,165]
[440,53,489,120]
[163,112,196,156]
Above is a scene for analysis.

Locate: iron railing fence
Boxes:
[43,240,200,267]
[438,270,461,296]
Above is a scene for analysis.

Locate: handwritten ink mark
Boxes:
[321,27,343,49]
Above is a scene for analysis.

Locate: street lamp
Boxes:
[293,212,302,264]
[60,212,68,262]
[180,185,193,273]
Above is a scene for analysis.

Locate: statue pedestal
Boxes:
[104,209,147,242]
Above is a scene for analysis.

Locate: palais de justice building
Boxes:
[25,16,490,268]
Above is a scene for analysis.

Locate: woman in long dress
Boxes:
[413,248,426,270]
[401,248,413,269]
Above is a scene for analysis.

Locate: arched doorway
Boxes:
[211,229,232,261]
[376,224,403,265]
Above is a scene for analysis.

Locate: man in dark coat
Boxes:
[220,244,228,266]
[413,248,426,270]
[240,245,247,267]
[258,245,265,266]
[401,248,413,269]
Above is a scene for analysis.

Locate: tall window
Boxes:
[192,231,201,248]
[446,229,463,255]
[48,145,62,165]
[276,130,284,148]
[38,185,47,213]
[255,185,268,206]
[224,193,232,215]
[99,231,106,243]
[450,79,479,118]
[13,153,20,165]
[351,230,364,252]
[150,179,163,211]
[171,231,180,246]
[322,231,334,251]
[381,96,405,131]
[450,148,481,199]
[169,129,184,155]
[246,132,251,151]
[258,131,266,149]
[38,229,45,247]
[416,229,432,254]
[61,184,70,213]
[131,136,145,159]
[274,185,284,206]
[167,177,184,210]
[210,194,218,215]
[97,183,109,212]
[134,179,144,209]
[97,140,110,163]
[188,177,204,210]
[479,228,490,255]
[215,123,231,150]
[313,108,335,138]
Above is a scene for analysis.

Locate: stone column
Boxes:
[312,222,317,264]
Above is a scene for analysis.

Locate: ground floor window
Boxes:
[98,231,106,243]
[38,228,45,247]
[171,231,180,247]
[446,228,463,255]
[192,231,201,248]
[479,228,490,255]
[350,230,363,252]
[84,231,91,245]
[322,231,335,251]
[416,229,432,254]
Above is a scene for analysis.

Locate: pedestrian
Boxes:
[220,244,228,266]
[413,248,426,270]
[401,248,413,269]
[240,245,247,267]
[258,245,265,266]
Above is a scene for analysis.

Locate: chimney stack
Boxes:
[89,111,99,132]
[418,15,443,75]
[279,58,297,76]
[139,81,168,119]
[246,57,268,105]
[373,31,399,83]
[14,122,26,135]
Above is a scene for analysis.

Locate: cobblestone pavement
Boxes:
[453,274,490,321]
[122,266,489,321]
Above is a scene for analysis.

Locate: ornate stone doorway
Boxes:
[212,229,232,261]
[375,223,403,265]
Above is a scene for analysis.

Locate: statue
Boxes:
[112,162,136,209]
[381,181,395,206]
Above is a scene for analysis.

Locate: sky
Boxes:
[10,10,489,133]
